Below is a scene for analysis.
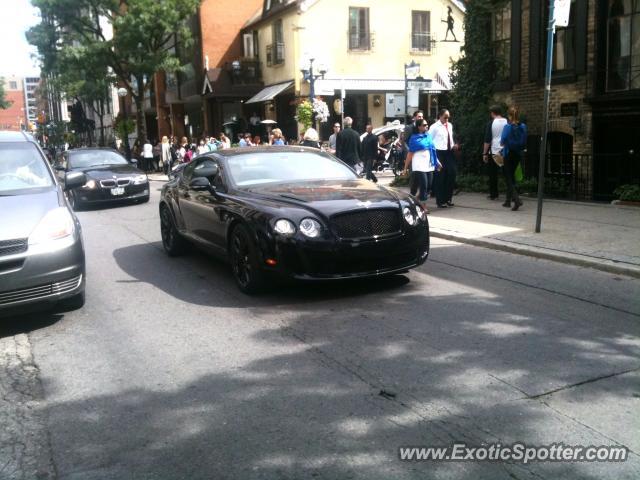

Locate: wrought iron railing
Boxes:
[266,43,285,67]
[520,152,640,201]
[225,60,262,85]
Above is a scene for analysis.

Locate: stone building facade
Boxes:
[491,0,640,200]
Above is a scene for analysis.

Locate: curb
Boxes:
[429,229,640,279]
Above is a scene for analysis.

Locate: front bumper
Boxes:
[0,232,85,311]
[75,183,149,204]
[267,224,429,280]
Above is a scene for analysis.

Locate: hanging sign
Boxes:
[554,0,572,27]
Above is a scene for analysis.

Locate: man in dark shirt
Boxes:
[361,123,379,182]
[335,116,362,169]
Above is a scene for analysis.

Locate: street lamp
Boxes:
[117,87,132,161]
[300,58,327,101]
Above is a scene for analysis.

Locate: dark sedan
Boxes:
[159,147,429,293]
[56,148,149,210]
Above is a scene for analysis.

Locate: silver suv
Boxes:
[0,132,86,314]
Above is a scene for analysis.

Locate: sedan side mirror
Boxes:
[189,176,214,192]
[55,164,65,171]
[192,165,219,179]
[64,171,87,191]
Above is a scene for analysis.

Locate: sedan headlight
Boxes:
[133,174,148,185]
[29,207,75,247]
[403,207,416,226]
[299,218,321,238]
[415,204,427,222]
[81,179,97,189]
[274,219,296,236]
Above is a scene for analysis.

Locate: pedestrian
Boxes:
[335,116,362,171]
[196,138,208,156]
[151,139,161,172]
[361,123,379,182]
[328,122,340,154]
[253,135,262,146]
[161,136,171,174]
[142,138,153,172]
[178,136,189,162]
[500,106,527,211]
[482,105,508,200]
[403,118,440,212]
[301,128,321,149]
[271,128,285,146]
[430,109,458,208]
[219,133,231,149]
[132,140,141,168]
[404,111,424,191]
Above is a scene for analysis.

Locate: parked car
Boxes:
[56,147,149,210]
[0,131,86,313]
[159,146,429,293]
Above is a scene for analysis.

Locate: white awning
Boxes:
[245,81,293,104]
[313,78,449,95]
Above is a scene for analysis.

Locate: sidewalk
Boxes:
[381,175,640,278]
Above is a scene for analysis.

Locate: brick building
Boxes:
[490,0,640,200]
[0,76,27,131]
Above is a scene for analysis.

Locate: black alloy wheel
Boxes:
[229,224,265,294]
[160,205,186,256]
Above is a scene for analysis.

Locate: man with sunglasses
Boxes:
[328,123,340,154]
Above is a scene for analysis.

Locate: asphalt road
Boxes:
[2,181,640,479]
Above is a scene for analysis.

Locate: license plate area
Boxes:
[110,187,125,196]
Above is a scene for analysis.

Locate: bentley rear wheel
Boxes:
[160,205,186,256]
[229,224,265,294]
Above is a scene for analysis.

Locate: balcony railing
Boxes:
[411,32,436,53]
[348,31,371,51]
[226,59,262,85]
[266,43,285,67]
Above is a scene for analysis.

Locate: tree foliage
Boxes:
[0,78,12,109]
[28,0,200,143]
[449,0,498,173]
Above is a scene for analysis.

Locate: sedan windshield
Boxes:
[226,151,356,187]
[69,150,128,169]
[0,143,54,194]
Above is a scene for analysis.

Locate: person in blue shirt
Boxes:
[500,106,527,211]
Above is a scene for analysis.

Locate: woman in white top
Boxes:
[161,136,172,174]
[142,139,153,173]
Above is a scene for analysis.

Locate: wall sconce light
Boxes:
[570,116,582,134]
[373,95,382,107]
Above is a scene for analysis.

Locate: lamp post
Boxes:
[301,58,327,102]
[117,87,132,161]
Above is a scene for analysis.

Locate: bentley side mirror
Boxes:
[189,176,214,192]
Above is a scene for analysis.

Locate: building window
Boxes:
[9,81,17,89]
[412,11,432,52]
[606,0,640,91]
[349,7,370,50]
[267,20,284,66]
[553,0,577,71]
[492,3,512,81]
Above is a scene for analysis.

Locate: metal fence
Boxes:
[520,152,640,201]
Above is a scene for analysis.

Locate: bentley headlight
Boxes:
[415,204,427,221]
[133,174,148,185]
[403,207,416,226]
[82,179,97,189]
[299,218,321,238]
[274,219,296,236]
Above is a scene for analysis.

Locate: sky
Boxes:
[0,0,41,77]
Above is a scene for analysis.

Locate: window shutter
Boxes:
[529,0,542,82]
[575,0,587,75]
[511,0,522,84]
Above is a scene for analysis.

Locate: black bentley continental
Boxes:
[159,147,429,293]
[56,148,149,210]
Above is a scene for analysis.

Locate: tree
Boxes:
[449,0,498,173]
[28,0,200,143]
[0,78,12,109]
